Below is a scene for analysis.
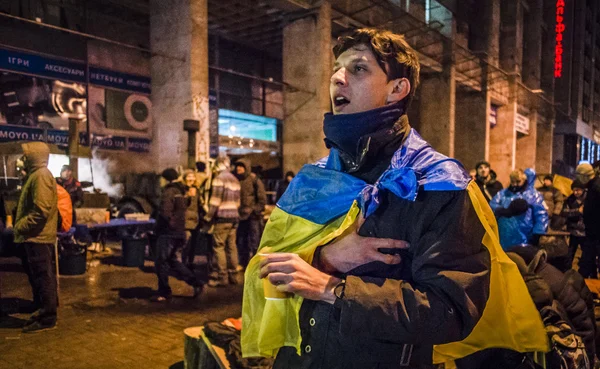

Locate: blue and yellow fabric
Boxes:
[241,129,548,365]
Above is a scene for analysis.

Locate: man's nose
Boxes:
[331,68,347,86]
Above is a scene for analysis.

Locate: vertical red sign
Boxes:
[555,0,565,78]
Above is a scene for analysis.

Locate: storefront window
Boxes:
[218,109,277,142]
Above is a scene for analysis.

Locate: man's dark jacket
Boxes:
[475,177,503,202]
[583,176,600,239]
[235,158,266,221]
[156,182,187,236]
[274,117,491,369]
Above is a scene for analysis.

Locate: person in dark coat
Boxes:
[234,158,266,267]
[562,180,587,269]
[474,161,503,202]
[152,168,202,302]
[507,246,597,363]
[275,171,294,202]
[258,28,497,369]
[576,163,600,278]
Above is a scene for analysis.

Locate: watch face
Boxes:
[334,281,346,299]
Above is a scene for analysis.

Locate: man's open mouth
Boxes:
[334,96,350,108]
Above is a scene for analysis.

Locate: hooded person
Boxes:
[474,160,503,202]
[14,142,59,333]
[575,163,600,278]
[489,168,549,249]
[242,28,548,369]
[152,168,202,302]
[233,158,266,267]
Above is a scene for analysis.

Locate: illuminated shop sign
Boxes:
[555,0,565,78]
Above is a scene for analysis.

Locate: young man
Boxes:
[243,29,547,368]
[490,169,549,249]
[538,174,565,230]
[14,142,59,333]
[474,161,503,202]
[575,163,600,278]
[152,168,202,302]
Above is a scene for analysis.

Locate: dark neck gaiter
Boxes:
[323,102,405,156]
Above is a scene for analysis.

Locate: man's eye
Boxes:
[355,66,366,72]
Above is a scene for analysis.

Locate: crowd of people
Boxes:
[149,155,294,301]
[6,25,600,369]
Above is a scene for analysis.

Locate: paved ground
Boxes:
[0,245,243,369]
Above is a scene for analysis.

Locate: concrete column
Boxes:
[516,110,538,169]
[150,0,209,171]
[470,0,500,66]
[282,1,331,173]
[455,90,489,171]
[489,77,518,186]
[418,47,456,157]
[536,115,555,173]
[522,0,543,89]
[499,0,524,74]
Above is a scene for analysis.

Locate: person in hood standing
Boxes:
[13,142,58,333]
[152,168,203,302]
[234,159,266,268]
[490,169,549,249]
[474,161,503,202]
[562,180,587,269]
[575,163,600,278]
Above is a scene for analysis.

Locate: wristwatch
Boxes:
[333,279,346,308]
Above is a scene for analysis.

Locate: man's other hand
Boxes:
[259,253,341,304]
[320,218,409,273]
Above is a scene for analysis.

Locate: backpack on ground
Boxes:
[541,302,590,369]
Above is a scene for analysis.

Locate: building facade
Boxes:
[0,0,590,186]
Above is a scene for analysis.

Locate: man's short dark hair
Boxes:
[333,28,420,103]
[544,175,553,182]
[195,161,206,172]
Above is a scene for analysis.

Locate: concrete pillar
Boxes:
[418,41,456,157]
[489,77,518,186]
[499,0,524,74]
[455,91,489,171]
[470,0,500,66]
[536,115,555,173]
[282,1,331,173]
[522,0,543,89]
[516,110,538,170]
[150,0,209,170]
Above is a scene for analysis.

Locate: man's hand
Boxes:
[260,253,341,304]
[319,218,410,273]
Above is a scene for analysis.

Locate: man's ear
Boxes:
[386,78,411,104]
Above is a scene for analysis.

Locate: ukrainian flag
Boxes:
[241,129,548,366]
